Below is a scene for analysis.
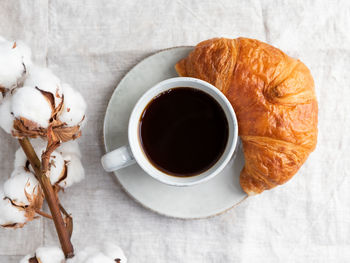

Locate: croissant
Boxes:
[175,38,318,195]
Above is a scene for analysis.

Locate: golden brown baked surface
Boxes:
[175,38,318,195]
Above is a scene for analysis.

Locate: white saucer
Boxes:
[103,47,247,219]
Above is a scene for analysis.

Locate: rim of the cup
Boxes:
[128,77,238,187]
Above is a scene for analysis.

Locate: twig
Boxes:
[0,86,6,98]
[60,204,73,238]
[18,137,74,258]
[35,209,53,220]
[59,203,70,216]
[29,257,38,263]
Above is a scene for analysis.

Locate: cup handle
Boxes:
[101,145,136,172]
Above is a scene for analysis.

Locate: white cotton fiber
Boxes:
[14,138,47,170]
[35,246,65,263]
[48,150,66,185]
[29,146,65,185]
[20,247,65,263]
[59,154,84,188]
[57,140,81,158]
[14,143,72,186]
[101,242,127,263]
[14,143,65,185]
[15,40,32,69]
[20,247,64,263]
[57,141,84,188]
[85,253,116,263]
[24,66,63,107]
[11,86,52,128]
[0,189,26,226]
[0,95,14,133]
[14,147,28,170]
[4,168,39,206]
[67,243,127,263]
[19,255,32,263]
[66,246,100,263]
[59,83,86,126]
[0,40,27,89]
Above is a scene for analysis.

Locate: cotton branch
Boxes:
[0,35,127,263]
[19,138,74,258]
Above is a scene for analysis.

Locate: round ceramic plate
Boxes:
[103,47,247,219]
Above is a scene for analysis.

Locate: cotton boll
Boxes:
[59,83,86,127]
[2,168,43,227]
[0,189,26,226]
[67,247,115,263]
[11,86,52,128]
[102,242,127,263]
[24,66,62,107]
[56,142,84,188]
[48,150,66,185]
[85,253,116,263]
[0,95,14,133]
[67,243,127,263]
[20,247,64,263]
[15,40,32,69]
[0,40,26,89]
[4,169,39,206]
[14,138,47,170]
[57,140,81,158]
[31,146,65,185]
[67,246,100,263]
[35,246,65,263]
[59,154,84,188]
[14,147,28,170]
[14,144,66,186]
[19,255,32,263]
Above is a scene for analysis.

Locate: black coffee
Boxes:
[139,87,229,177]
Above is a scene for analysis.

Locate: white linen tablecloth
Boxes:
[0,0,349,262]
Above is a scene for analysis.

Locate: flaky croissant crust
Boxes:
[175,38,318,195]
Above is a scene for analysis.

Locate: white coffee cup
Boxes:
[101,77,238,186]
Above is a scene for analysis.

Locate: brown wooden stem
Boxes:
[29,257,39,263]
[0,86,6,98]
[60,204,73,238]
[18,138,74,258]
